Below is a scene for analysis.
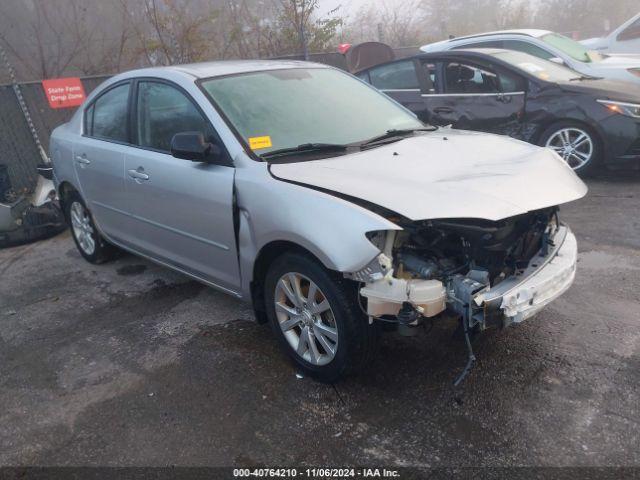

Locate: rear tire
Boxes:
[264,252,379,382]
[65,192,119,264]
[538,121,602,176]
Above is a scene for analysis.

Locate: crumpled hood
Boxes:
[270,130,588,222]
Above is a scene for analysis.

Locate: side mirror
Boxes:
[170,131,225,164]
[549,57,566,65]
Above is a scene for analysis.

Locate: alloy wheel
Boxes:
[70,201,96,255]
[274,272,338,366]
[545,127,594,170]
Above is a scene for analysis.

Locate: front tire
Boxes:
[264,252,379,382]
[65,193,118,264]
[539,121,602,176]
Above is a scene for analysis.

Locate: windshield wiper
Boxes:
[569,75,601,81]
[260,142,349,159]
[359,127,436,147]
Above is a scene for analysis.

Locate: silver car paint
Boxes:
[51,62,401,300]
[421,30,640,84]
[51,60,584,306]
[582,13,640,54]
[271,130,587,222]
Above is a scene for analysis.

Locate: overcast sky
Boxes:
[319,0,371,16]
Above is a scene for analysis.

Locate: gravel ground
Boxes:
[0,174,639,467]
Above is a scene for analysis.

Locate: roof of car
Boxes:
[422,47,510,56]
[144,59,327,79]
[451,29,551,40]
[421,29,552,51]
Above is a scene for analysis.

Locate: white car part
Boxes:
[360,275,446,318]
[478,225,577,324]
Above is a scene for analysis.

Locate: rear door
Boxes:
[359,59,430,122]
[423,57,527,137]
[74,81,138,246]
[124,79,240,293]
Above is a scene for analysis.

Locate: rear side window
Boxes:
[88,83,130,142]
[136,81,212,152]
[368,60,420,90]
[502,40,554,60]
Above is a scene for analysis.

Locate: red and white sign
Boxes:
[41,77,86,109]
[338,43,352,55]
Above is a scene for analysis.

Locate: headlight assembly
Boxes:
[597,99,640,118]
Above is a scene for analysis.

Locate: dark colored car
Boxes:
[355,48,640,175]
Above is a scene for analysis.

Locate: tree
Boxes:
[273,0,343,58]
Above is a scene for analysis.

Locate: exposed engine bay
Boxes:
[352,207,566,329]
[349,207,576,384]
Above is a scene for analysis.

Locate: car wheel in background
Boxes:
[539,121,602,176]
[65,192,118,264]
[264,252,380,382]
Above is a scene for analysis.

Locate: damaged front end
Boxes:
[348,207,577,337]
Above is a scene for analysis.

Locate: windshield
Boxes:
[200,68,424,157]
[492,50,585,82]
[540,33,602,63]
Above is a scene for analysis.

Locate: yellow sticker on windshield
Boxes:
[249,136,272,150]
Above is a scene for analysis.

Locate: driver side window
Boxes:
[443,62,500,94]
[443,61,523,94]
[135,81,213,152]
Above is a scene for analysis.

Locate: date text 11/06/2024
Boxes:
[233,468,401,478]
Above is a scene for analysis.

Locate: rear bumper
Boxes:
[478,225,577,325]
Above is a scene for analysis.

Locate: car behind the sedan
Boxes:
[50,60,587,381]
[356,48,640,175]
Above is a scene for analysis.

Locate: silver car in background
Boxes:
[50,61,586,381]
[582,12,640,55]
[421,29,640,84]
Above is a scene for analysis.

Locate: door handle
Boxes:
[434,107,454,114]
[127,168,149,182]
[75,154,90,165]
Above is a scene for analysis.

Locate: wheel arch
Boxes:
[57,181,80,220]
[250,240,333,324]
[533,117,605,150]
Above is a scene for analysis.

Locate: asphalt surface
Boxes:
[1,174,639,467]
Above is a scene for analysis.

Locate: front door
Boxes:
[124,80,240,294]
[421,59,526,137]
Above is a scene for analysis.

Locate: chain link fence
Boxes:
[0,75,109,196]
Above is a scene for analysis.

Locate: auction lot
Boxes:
[1,174,639,467]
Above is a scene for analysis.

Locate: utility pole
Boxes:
[377,23,385,43]
[298,0,309,62]
[0,42,49,164]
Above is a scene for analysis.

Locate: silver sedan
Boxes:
[51,60,587,381]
